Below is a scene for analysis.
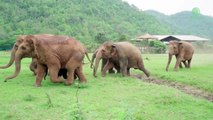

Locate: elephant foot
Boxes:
[101,74,106,77]
[79,79,87,84]
[79,78,87,83]
[34,83,41,87]
[52,78,65,83]
[64,80,73,86]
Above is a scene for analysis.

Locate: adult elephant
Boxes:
[0,35,26,69]
[91,48,120,77]
[4,35,87,86]
[94,41,150,77]
[0,34,53,75]
[166,41,194,71]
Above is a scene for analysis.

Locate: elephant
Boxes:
[166,41,194,71]
[0,34,53,75]
[4,34,88,86]
[91,48,120,77]
[0,35,26,69]
[94,41,150,77]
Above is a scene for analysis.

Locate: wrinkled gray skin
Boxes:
[94,41,150,77]
[91,48,120,77]
[166,41,194,71]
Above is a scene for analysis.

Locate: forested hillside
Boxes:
[146,10,213,40]
[0,0,171,50]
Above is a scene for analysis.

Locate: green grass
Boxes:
[0,52,213,120]
[142,54,213,93]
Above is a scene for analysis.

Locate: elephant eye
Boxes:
[14,44,18,48]
[21,46,26,50]
[101,49,106,53]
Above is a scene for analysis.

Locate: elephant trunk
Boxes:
[0,47,16,69]
[166,54,172,71]
[4,55,22,82]
[93,51,102,77]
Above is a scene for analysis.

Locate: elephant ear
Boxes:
[25,35,40,58]
[110,44,118,56]
[178,42,184,49]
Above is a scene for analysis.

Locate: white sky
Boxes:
[123,0,213,17]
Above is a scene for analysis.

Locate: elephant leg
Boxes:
[127,68,130,76]
[75,65,87,83]
[138,59,150,77]
[174,58,182,71]
[119,59,128,76]
[102,61,114,77]
[66,68,75,85]
[29,60,37,75]
[182,61,188,68]
[101,58,107,72]
[35,64,46,87]
[65,59,79,85]
[179,62,183,68]
[188,59,192,68]
[114,64,120,73]
[49,66,64,83]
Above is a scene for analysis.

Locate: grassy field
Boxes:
[0,52,213,120]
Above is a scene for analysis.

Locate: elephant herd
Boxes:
[0,34,194,87]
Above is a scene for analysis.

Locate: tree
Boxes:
[95,33,107,43]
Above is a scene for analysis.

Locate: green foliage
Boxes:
[95,33,108,44]
[146,10,213,40]
[0,0,172,50]
[117,34,128,41]
[149,40,167,53]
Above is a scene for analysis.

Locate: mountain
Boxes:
[146,10,213,40]
[0,0,171,50]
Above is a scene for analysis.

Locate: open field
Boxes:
[0,52,213,120]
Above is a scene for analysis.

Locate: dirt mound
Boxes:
[132,75,213,102]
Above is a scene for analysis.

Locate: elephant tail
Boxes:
[83,52,94,67]
[43,66,48,80]
[137,59,150,77]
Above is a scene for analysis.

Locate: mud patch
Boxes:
[132,74,213,102]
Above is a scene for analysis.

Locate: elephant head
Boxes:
[93,41,118,77]
[167,41,182,55]
[0,35,26,69]
[4,35,39,81]
[166,41,183,71]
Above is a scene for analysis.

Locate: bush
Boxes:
[149,40,166,53]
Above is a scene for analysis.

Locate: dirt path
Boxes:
[133,75,213,102]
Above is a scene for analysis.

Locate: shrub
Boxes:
[149,40,166,53]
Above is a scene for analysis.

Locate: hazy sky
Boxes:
[123,0,213,16]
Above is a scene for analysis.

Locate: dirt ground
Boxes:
[132,75,213,102]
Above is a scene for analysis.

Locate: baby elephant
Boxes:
[94,41,150,77]
[166,41,194,71]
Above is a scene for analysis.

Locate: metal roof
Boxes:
[153,35,209,41]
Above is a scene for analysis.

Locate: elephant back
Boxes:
[115,42,142,58]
